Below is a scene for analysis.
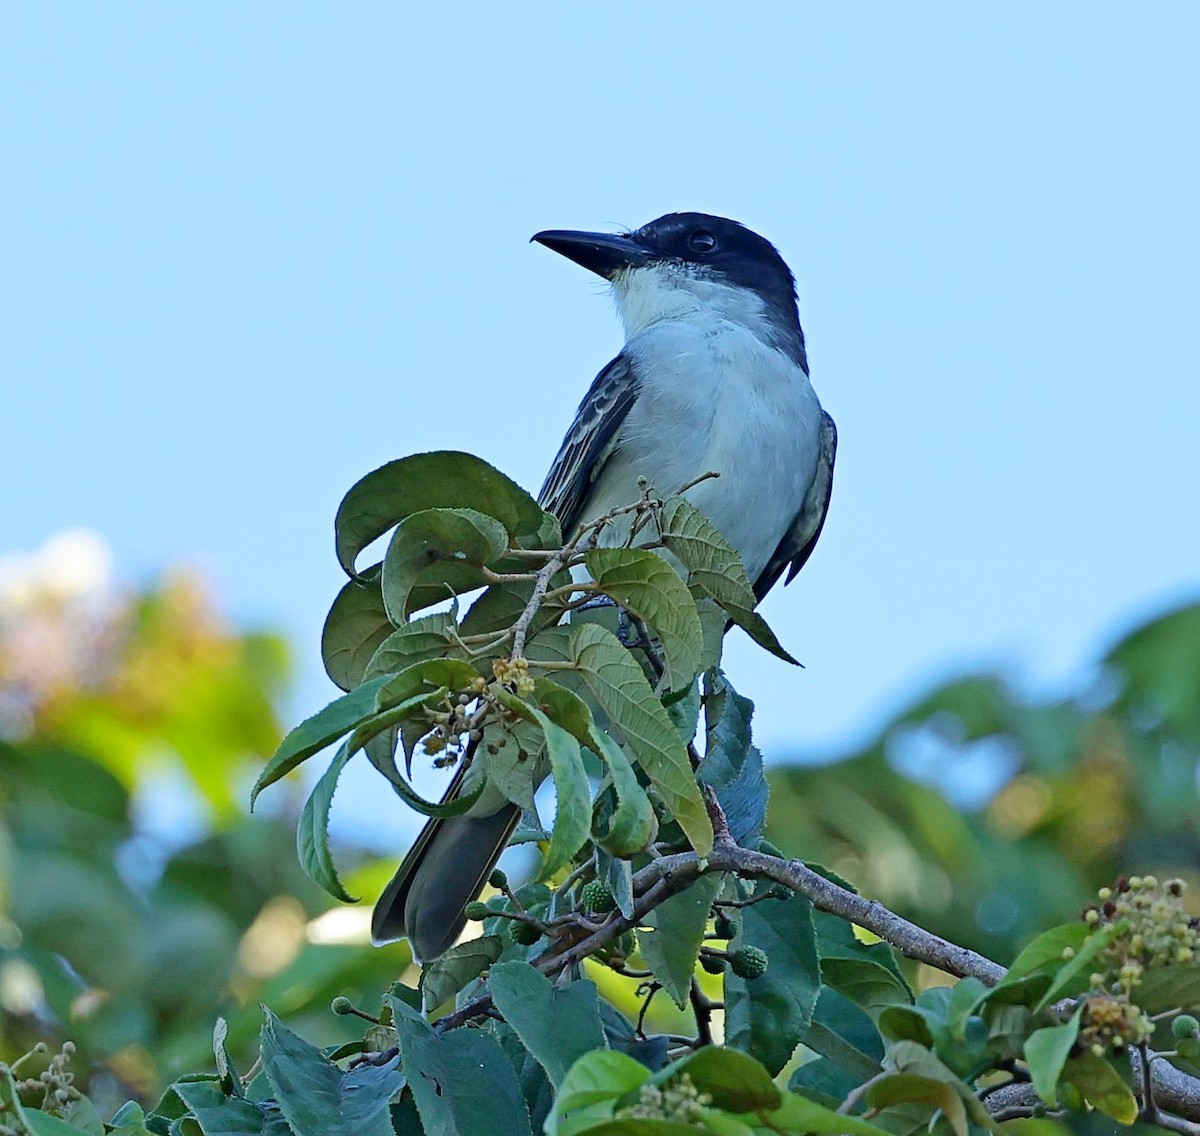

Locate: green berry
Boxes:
[581,880,617,914]
[330,996,355,1015]
[700,953,726,975]
[713,913,736,940]
[1173,1015,1200,1040]
[729,945,768,979]
[508,919,541,946]
[488,868,509,890]
[464,901,491,921]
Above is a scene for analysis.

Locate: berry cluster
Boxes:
[1084,876,1198,994]
[1,1041,80,1130]
[616,1074,712,1123]
[421,690,486,767]
[1077,992,1152,1056]
[581,880,617,915]
[493,655,535,697]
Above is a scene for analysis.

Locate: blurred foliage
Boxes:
[2,528,1199,1132]
[0,540,407,1110]
[767,599,1200,966]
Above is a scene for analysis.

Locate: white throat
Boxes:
[611,263,777,343]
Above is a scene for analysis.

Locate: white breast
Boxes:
[577,314,823,584]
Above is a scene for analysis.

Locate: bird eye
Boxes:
[688,230,717,254]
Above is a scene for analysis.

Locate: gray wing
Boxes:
[753,410,837,601]
[538,354,640,534]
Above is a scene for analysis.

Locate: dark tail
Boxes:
[371,761,520,961]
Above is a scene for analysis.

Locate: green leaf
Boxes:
[487,962,607,1087]
[299,767,368,904]
[108,1102,153,1136]
[583,548,704,692]
[1025,1008,1083,1109]
[336,451,547,579]
[361,611,458,682]
[558,1120,710,1136]
[532,679,657,857]
[212,1016,244,1099]
[724,884,822,1075]
[170,1079,285,1136]
[638,873,721,1008]
[652,1047,781,1112]
[700,670,753,787]
[298,690,450,900]
[322,575,393,692]
[658,497,796,665]
[567,623,712,856]
[259,1008,400,1136]
[375,657,479,708]
[481,717,547,811]
[813,911,912,1015]
[756,1093,894,1135]
[420,935,503,1012]
[1061,1051,1138,1123]
[1035,925,1117,1009]
[1133,960,1200,1013]
[800,987,885,1084]
[866,1071,968,1136]
[993,923,1091,989]
[491,686,592,879]
[546,1050,649,1136]
[22,1112,106,1136]
[251,675,391,807]
[392,998,533,1136]
[381,507,509,621]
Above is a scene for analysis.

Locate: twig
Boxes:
[428,836,1200,1128]
[635,981,661,1038]
[1142,1040,1163,1125]
[690,980,715,1048]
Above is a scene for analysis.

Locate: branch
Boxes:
[629,841,1005,982]
[432,837,1200,1129]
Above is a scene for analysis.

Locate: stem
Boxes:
[690,980,715,1048]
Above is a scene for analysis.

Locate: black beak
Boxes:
[531,229,649,278]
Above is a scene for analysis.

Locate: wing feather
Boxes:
[753,410,837,600]
[537,354,639,534]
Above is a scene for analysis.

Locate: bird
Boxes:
[372,212,836,961]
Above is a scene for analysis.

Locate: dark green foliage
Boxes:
[8,451,1200,1134]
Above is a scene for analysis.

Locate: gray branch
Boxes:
[434,834,1200,1129]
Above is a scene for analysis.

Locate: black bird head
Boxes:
[533,212,806,371]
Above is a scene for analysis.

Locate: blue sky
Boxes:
[3,4,1198,840]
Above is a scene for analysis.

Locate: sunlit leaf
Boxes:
[546,1050,649,1136]
[1025,1008,1082,1109]
[532,679,657,857]
[419,936,504,1013]
[335,451,547,579]
[566,623,712,857]
[756,1092,894,1135]
[361,610,458,682]
[583,547,703,692]
[658,497,797,665]
[321,574,393,692]
[381,507,509,621]
[646,1047,780,1114]
[251,676,391,807]
[492,686,591,878]
[1061,1051,1138,1123]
